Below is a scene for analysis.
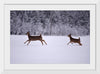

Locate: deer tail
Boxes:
[79,37,80,40]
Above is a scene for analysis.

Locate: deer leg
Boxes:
[67,41,71,45]
[24,40,29,44]
[71,42,73,44]
[27,41,31,45]
[79,42,82,46]
[40,40,43,45]
[42,40,47,45]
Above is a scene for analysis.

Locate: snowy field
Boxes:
[10,35,90,64]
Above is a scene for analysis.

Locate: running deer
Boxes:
[24,32,47,45]
[67,34,82,46]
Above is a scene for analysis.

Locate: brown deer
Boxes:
[67,34,82,46]
[24,32,47,45]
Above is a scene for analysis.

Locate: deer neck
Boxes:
[70,36,73,40]
[27,33,30,39]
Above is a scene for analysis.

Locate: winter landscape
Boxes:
[10,11,90,64]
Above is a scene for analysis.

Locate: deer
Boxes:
[24,32,47,45]
[67,34,82,46]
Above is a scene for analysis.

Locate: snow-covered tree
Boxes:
[10,11,90,36]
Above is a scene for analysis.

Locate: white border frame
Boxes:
[0,0,100,74]
[4,4,95,70]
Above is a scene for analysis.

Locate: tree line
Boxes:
[10,11,90,36]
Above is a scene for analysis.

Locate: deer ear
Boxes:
[27,31,30,34]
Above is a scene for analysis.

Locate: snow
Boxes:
[10,35,90,64]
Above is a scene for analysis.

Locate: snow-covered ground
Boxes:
[10,35,90,64]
